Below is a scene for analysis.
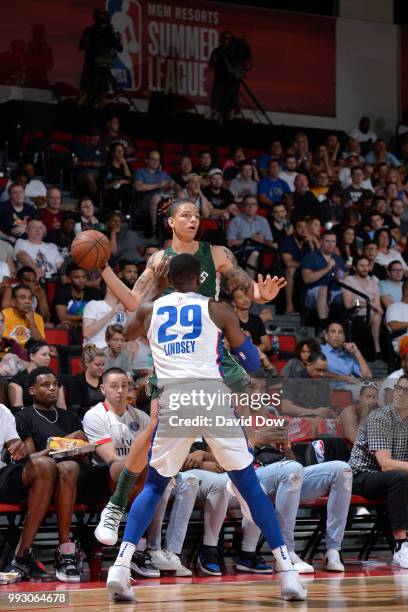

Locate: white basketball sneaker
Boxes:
[280,570,308,601]
[288,551,315,574]
[392,542,408,569]
[95,501,124,546]
[323,549,345,572]
[107,565,135,602]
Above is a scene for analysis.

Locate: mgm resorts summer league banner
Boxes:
[0,0,336,117]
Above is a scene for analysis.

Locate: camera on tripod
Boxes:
[224,35,252,80]
[92,9,122,69]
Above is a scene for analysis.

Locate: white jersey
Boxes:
[147,292,222,381]
[83,402,150,464]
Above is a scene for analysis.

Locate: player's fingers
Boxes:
[257,274,264,285]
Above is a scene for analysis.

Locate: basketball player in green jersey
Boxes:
[102,198,286,385]
[94,198,287,546]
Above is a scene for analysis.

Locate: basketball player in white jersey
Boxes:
[94,198,286,544]
[106,254,307,602]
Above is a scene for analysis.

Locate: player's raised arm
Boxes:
[212,245,287,304]
[123,255,170,339]
[208,300,261,373]
[101,250,166,311]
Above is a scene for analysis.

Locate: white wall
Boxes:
[336,18,398,139]
[339,0,393,24]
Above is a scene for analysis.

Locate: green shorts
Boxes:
[148,347,250,398]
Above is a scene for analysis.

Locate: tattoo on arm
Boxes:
[221,247,253,295]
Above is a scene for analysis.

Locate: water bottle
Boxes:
[270,335,279,361]
[89,547,103,581]
[116,311,125,326]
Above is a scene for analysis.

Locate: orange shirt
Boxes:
[2,307,45,346]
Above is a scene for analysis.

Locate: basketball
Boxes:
[71,230,111,270]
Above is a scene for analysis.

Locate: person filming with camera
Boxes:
[78,8,123,106]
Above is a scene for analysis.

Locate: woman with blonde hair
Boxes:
[67,344,105,418]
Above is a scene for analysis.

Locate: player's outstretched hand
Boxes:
[257,274,287,302]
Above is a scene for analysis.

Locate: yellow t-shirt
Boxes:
[2,307,45,346]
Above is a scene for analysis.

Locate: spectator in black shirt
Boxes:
[292,174,321,223]
[203,168,239,218]
[172,155,193,191]
[281,352,334,419]
[15,367,110,582]
[320,187,346,227]
[8,340,66,411]
[72,128,106,199]
[231,287,270,353]
[363,241,387,281]
[280,219,310,314]
[269,202,293,249]
[67,344,105,418]
[46,211,77,261]
[54,263,100,329]
[193,150,214,187]
[343,167,365,207]
[102,143,133,214]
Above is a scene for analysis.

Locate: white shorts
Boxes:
[150,379,253,477]
[149,433,253,477]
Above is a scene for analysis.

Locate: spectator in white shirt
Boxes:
[341,255,383,358]
[86,368,197,575]
[279,154,298,192]
[82,282,127,349]
[13,219,63,280]
[375,228,408,272]
[349,116,377,144]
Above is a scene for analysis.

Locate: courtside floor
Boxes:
[1,561,408,611]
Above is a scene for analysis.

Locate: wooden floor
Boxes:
[2,565,408,611]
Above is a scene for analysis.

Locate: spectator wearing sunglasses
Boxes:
[349,374,408,569]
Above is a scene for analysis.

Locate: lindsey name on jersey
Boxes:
[163,340,196,356]
[148,292,223,381]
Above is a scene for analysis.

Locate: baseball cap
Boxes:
[208,168,223,178]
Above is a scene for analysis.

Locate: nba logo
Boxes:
[106,0,142,91]
[312,439,325,463]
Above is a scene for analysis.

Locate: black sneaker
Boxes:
[6,548,53,582]
[55,542,81,582]
[197,546,223,576]
[130,551,160,578]
[235,551,273,574]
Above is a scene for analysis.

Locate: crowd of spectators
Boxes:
[1,115,408,582]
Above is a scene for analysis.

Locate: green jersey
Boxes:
[163,241,219,299]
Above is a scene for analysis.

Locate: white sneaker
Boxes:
[393,542,408,568]
[280,570,308,601]
[95,502,124,546]
[323,549,345,571]
[149,549,181,571]
[107,565,135,602]
[288,551,315,574]
[164,550,192,576]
